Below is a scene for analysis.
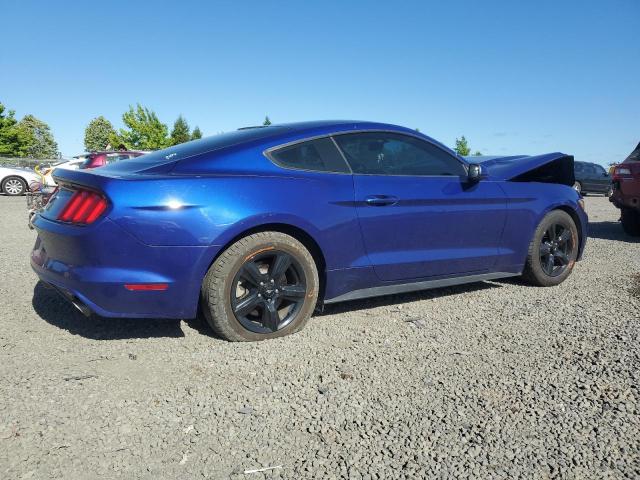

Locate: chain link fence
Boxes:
[0,156,61,169]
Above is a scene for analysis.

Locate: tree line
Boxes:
[84,104,203,152]
[0,102,58,158]
[2,97,483,158]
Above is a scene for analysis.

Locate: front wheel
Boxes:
[621,208,640,237]
[200,232,319,341]
[572,181,582,194]
[522,210,579,287]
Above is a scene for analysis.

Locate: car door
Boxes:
[592,163,610,193]
[333,132,507,282]
[582,164,599,192]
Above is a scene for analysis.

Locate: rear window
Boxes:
[269,137,350,173]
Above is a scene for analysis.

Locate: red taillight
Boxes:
[57,188,108,224]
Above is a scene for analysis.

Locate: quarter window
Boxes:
[333,132,466,176]
[269,137,350,173]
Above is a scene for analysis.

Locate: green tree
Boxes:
[473,150,482,156]
[170,115,191,145]
[454,136,471,156]
[0,102,26,156]
[263,115,272,126]
[110,104,169,150]
[84,116,115,151]
[17,114,58,158]
[191,126,202,140]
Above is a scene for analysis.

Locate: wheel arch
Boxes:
[553,205,585,257]
[203,222,328,301]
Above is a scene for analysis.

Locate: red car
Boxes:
[610,142,640,236]
[79,151,146,169]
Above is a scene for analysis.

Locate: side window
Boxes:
[269,137,350,173]
[333,132,466,176]
[575,163,584,173]
[584,164,596,176]
[594,164,606,175]
[107,154,133,164]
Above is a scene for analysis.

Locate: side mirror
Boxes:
[467,163,482,183]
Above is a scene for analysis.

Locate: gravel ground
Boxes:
[1,195,639,479]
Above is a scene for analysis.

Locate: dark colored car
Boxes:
[31,121,587,341]
[573,161,612,196]
[610,142,640,236]
[79,151,146,169]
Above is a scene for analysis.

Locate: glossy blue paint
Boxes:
[31,120,588,319]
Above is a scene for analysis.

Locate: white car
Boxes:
[0,166,41,196]
[42,158,86,186]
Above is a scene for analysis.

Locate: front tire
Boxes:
[572,181,582,194]
[2,176,26,196]
[621,208,640,237]
[522,210,579,287]
[200,232,319,341]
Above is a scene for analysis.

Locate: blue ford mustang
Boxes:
[31,121,587,341]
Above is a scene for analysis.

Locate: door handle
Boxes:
[365,195,398,206]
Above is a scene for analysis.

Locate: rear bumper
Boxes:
[31,216,215,319]
[610,178,640,211]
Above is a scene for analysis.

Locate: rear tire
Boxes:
[2,176,26,196]
[621,208,640,237]
[200,232,319,341]
[522,210,579,287]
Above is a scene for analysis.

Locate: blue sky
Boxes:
[1,0,638,164]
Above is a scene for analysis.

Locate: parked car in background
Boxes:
[573,161,612,196]
[79,151,147,169]
[610,141,640,236]
[0,165,41,196]
[42,157,86,186]
[31,121,587,342]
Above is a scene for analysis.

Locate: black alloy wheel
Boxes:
[539,223,574,277]
[200,231,319,341]
[231,250,307,333]
[522,209,579,287]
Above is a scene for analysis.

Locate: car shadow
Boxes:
[588,220,639,243]
[32,281,214,340]
[318,281,501,316]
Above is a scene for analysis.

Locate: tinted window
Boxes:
[575,163,584,172]
[594,164,607,175]
[270,137,350,173]
[333,132,465,176]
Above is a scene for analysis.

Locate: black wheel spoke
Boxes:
[233,292,261,317]
[545,254,555,274]
[280,284,306,299]
[540,243,551,255]
[557,229,571,245]
[262,302,280,331]
[555,251,569,265]
[270,253,291,280]
[241,262,265,287]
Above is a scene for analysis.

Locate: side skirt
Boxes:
[323,271,520,304]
